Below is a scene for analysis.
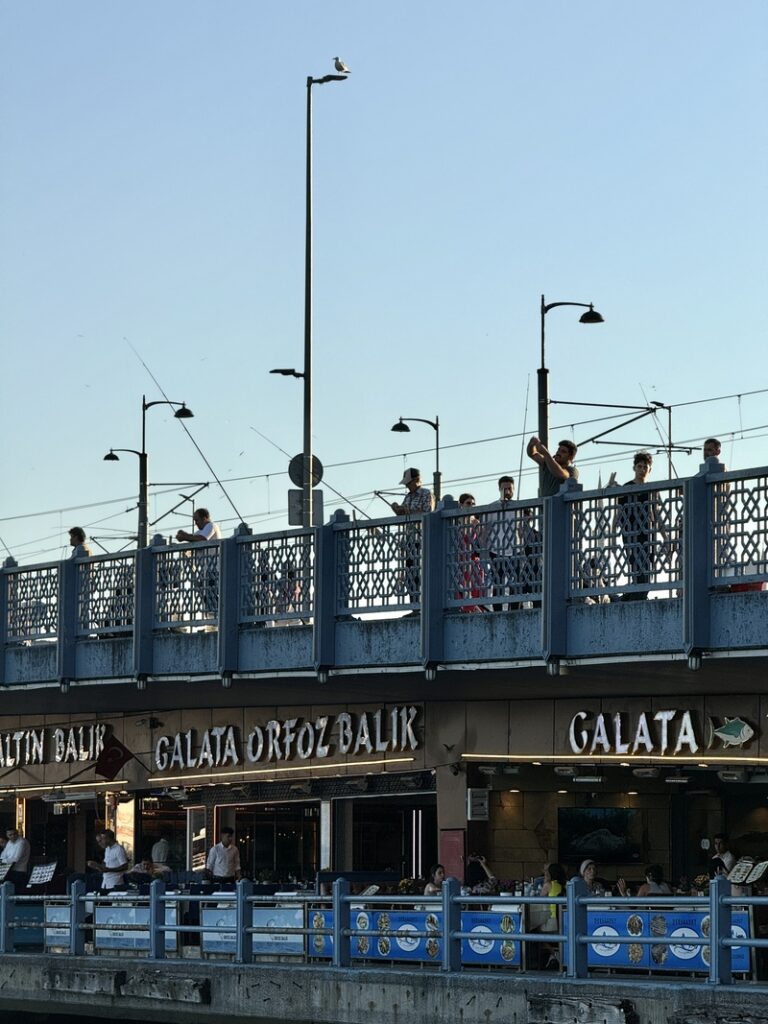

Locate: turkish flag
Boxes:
[94,734,135,780]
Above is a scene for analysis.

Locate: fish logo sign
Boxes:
[709,717,755,749]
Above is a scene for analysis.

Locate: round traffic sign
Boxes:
[289,454,324,487]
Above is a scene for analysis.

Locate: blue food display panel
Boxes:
[94,902,178,952]
[648,910,750,973]
[201,904,304,955]
[563,909,751,974]
[461,910,523,966]
[308,908,522,967]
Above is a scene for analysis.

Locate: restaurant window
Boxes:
[233,803,319,883]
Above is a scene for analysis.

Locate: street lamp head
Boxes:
[391,420,410,434]
[173,403,194,420]
[579,304,604,324]
[270,367,303,378]
[103,450,120,462]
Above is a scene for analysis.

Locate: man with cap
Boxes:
[390,469,433,606]
[391,468,434,517]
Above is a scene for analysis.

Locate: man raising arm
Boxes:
[527,437,579,497]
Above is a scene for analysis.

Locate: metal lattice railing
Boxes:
[153,543,221,629]
[444,501,543,611]
[336,516,423,615]
[5,563,59,641]
[239,531,314,624]
[568,482,684,599]
[76,554,135,636]
[711,471,768,584]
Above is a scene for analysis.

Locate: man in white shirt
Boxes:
[87,829,129,892]
[712,833,736,871]
[2,827,31,887]
[151,834,170,865]
[175,508,222,544]
[205,827,241,884]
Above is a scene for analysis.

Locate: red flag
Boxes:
[94,734,135,780]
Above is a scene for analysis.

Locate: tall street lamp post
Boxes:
[391,416,441,500]
[104,395,193,547]
[302,71,348,528]
[538,294,603,493]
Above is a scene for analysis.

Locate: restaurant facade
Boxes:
[3,683,768,890]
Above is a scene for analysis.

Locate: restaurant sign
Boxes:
[0,724,107,767]
[154,705,420,772]
[568,710,756,757]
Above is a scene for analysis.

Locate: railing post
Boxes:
[565,876,588,979]
[0,557,15,686]
[68,878,86,955]
[683,460,719,660]
[708,872,731,986]
[56,557,78,687]
[332,878,351,968]
[133,540,157,682]
[441,876,461,972]
[235,878,253,964]
[422,504,451,672]
[149,879,166,960]
[0,881,15,954]
[542,480,581,666]
[315,512,348,675]
[218,529,247,679]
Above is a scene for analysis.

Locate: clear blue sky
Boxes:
[1,1,766,561]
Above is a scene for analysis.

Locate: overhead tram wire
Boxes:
[6,382,768,547]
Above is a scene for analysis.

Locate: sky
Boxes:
[1,1,766,563]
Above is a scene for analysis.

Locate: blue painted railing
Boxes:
[2,460,766,683]
[0,875,757,985]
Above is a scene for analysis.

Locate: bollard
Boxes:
[149,880,166,960]
[441,877,461,972]
[0,881,15,954]
[708,872,732,986]
[68,878,86,956]
[565,876,588,978]
[332,878,351,968]
[235,879,254,964]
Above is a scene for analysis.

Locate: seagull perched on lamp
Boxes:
[333,56,351,74]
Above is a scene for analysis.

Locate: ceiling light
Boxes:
[557,789,567,794]
[664,774,690,784]
[573,775,604,784]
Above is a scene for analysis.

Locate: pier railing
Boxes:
[0,874,755,985]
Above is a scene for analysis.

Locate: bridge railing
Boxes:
[2,462,767,667]
[75,552,135,636]
[238,529,314,625]
[4,562,59,642]
[709,468,768,587]
[566,479,685,601]
[153,541,222,630]
[334,514,423,616]
[442,500,544,611]
[0,874,752,985]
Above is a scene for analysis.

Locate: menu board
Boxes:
[94,902,178,952]
[729,858,768,886]
[201,902,304,955]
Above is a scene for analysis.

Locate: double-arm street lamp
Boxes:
[391,416,441,500]
[104,395,193,548]
[538,293,603,492]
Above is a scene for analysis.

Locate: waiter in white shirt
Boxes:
[205,827,241,883]
[1,827,31,888]
[87,829,129,892]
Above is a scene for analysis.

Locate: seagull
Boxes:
[334,57,351,74]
